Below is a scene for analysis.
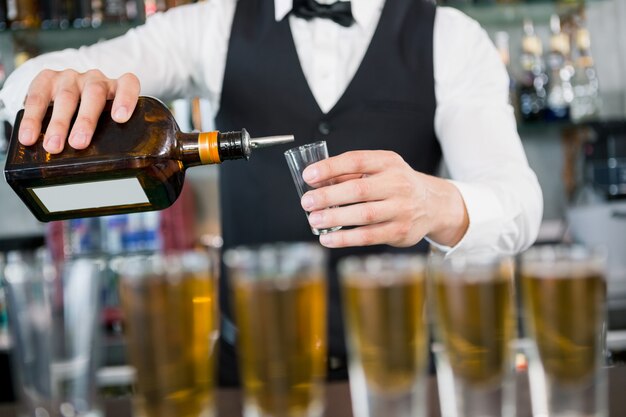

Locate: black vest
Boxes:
[215,0,440,384]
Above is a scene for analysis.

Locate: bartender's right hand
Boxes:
[18,69,141,154]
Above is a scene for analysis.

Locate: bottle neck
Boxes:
[177,131,222,167]
[177,130,252,167]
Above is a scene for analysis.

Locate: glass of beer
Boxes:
[117,250,219,417]
[520,244,607,417]
[431,252,517,417]
[339,254,429,417]
[224,242,327,417]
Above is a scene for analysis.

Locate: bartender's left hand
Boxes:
[300,150,469,248]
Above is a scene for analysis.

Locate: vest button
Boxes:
[318,121,331,135]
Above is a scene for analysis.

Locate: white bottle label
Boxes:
[30,177,150,213]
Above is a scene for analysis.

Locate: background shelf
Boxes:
[445,0,607,26]
[0,21,140,55]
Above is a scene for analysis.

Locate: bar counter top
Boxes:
[1,366,625,417]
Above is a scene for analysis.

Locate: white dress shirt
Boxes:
[0,0,543,254]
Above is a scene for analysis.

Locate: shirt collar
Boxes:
[274,0,384,28]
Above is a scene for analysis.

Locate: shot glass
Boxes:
[2,251,105,417]
[339,254,429,417]
[224,242,328,417]
[284,141,342,235]
[116,250,220,417]
[430,252,517,417]
[520,244,607,417]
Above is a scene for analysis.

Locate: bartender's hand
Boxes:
[17,69,141,154]
[301,150,469,248]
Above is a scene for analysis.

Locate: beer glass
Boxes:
[431,252,517,417]
[224,242,327,417]
[520,245,607,417]
[339,254,429,417]
[284,141,342,235]
[117,250,219,417]
[3,251,105,417]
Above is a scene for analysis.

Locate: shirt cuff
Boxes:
[425,179,505,255]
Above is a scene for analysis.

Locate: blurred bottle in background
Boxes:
[39,0,62,29]
[142,0,163,16]
[518,19,548,123]
[545,13,574,121]
[0,0,8,29]
[7,0,40,28]
[570,15,600,123]
[102,0,126,22]
[74,0,93,27]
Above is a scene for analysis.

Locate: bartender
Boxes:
[0,0,543,385]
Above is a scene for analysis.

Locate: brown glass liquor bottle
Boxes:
[4,96,293,222]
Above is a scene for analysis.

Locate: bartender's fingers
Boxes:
[43,70,82,154]
[110,73,140,123]
[318,222,415,248]
[302,150,394,185]
[69,72,113,149]
[301,176,389,212]
[308,201,393,231]
[18,69,56,146]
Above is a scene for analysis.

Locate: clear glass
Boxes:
[338,254,429,417]
[430,252,517,417]
[520,244,607,417]
[116,250,220,417]
[2,251,105,417]
[224,242,328,417]
[284,141,342,235]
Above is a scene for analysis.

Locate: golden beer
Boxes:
[521,272,605,384]
[434,276,515,387]
[233,274,327,416]
[119,266,219,417]
[342,274,428,395]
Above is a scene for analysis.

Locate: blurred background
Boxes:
[0,0,626,405]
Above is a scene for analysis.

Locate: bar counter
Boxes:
[1,366,625,417]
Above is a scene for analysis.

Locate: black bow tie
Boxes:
[290,0,355,28]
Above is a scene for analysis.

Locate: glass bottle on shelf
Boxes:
[0,0,8,30]
[39,0,84,27]
[103,0,126,22]
[545,14,574,122]
[7,0,40,29]
[570,18,600,123]
[143,0,165,16]
[4,96,294,222]
[73,0,92,28]
[90,0,104,26]
[517,19,548,123]
[39,0,60,29]
[124,0,143,22]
